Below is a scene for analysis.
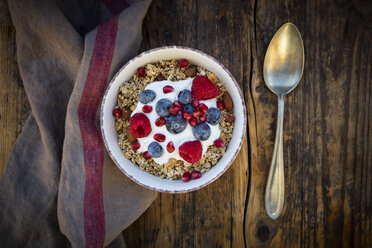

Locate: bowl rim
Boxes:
[100,45,247,193]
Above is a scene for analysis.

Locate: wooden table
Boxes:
[1,0,371,247]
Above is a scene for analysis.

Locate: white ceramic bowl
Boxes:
[100,46,246,193]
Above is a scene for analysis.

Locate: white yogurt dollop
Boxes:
[131,78,221,165]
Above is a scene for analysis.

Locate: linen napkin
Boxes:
[0,0,157,247]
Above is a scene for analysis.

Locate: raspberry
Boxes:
[191,171,202,179]
[142,105,152,113]
[169,106,180,115]
[225,115,235,123]
[179,140,202,163]
[189,117,198,127]
[154,133,166,142]
[155,117,166,126]
[129,113,152,138]
[199,113,207,122]
[132,142,140,151]
[178,59,188,68]
[137,67,146,77]
[191,98,199,108]
[217,101,225,110]
[181,172,191,182]
[143,151,151,160]
[199,103,208,113]
[191,76,221,100]
[167,141,175,153]
[182,111,192,120]
[163,85,174,94]
[112,108,123,119]
[214,139,224,148]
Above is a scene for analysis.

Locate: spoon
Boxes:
[263,22,304,219]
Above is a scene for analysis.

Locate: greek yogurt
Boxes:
[131,78,221,165]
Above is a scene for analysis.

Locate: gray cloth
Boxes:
[0,0,157,247]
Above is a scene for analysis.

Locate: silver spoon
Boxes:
[263,22,304,219]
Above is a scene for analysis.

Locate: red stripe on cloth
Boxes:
[78,16,119,248]
[101,0,129,15]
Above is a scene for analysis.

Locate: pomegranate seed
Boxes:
[142,105,152,113]
[178,59,188,68]
[182,111,192,120]
[225,115,235,123]
[217,101,225,110]
[163,85,174,93]
[214,139,225,148]
[169,106,180,115]
[189,117,198,127]
[191,98,199,108]
[154,133,166,142]
[173,100,183,110]
[155,117,166,126]
[181,172,191,182]
[137,67,146,77]
[199,113,207,122]
[191,171,202,179]
[132,142,140,151]
[199,103,208,113]
[193,109,201,118]
[167,142,175,153]
[112,108,123,119]
[143,151,151,160]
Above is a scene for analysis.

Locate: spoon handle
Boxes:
[265,94,285,219]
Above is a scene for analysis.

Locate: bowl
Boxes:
[100,46,246,193]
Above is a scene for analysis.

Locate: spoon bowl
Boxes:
[263,23,304,219]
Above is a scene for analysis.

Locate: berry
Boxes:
[169,106,180,115]
[173,100,184,110]
[154,133,166,142]
[191,171,202,180]
[191,98,199,108]
[166,114,187,134]
[142,105,152,113]
[179,140,203,163]
[181,172,191,182]
[192,122,211,141]
[214,139,225,148]
[155,117,166,127]
[178,59,188,68]
[143,151,151,160]
[178,89,192,104]
[225,115,235,123]
[112,108,123,119]
[189,117,198,127]
[132,142,140,151]
[139,89,156,104]
[148,141,163,158]
[192,109,201,118]
[183,104,195,114]
[155,98,173,117]
[199,113,207,122]
[137,67,146,77]
[182,111,192,120]
[163,85,174,94]
[206,107,222,125]
[199,103,208,113]
[167,141,175,153]
[129,113,152,138]
[217,100,225,110]
[191,75,221,100]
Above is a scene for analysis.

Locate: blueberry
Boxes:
[183,104,195,114]
[148,142,163,158]
[206,107,221,125]
[192,122,211,141]
[178,89,192,104]
[156,98,173,117]
[139,90,156,104]
[166,114,187,134]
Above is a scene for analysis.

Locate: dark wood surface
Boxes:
[1,0,371,247]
